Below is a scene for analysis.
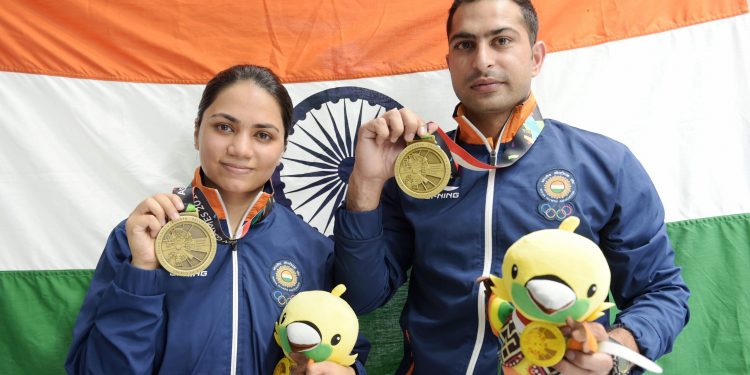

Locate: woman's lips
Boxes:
[221,162,252,174]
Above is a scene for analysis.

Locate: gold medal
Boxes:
[519,321,566,367]
[394,134,451,199]
[155,211,217,276]
[273,357,293,375]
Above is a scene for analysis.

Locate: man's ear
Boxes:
[530,40,546,77]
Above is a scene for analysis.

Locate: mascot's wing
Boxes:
[338,353,358,367]
[273,321,282,348]
[585,302,616,322]
[486,274,514,337]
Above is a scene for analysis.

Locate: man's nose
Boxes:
[473,44,494,71]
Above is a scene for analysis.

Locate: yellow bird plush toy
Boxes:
[272,284,359,374]
[482,216,661,375]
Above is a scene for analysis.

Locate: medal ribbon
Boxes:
[434,103,544,172]
[172,185,274,244]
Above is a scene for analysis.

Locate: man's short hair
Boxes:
[446,0,539,45]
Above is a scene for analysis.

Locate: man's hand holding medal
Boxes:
[345,108,444,210]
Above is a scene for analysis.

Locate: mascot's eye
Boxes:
[279,313,286,324]
[587,284,597,298]
[331,334,341,346]
[511,265,518,279]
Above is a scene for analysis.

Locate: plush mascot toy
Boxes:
[273,284,358,374]
[482,216,661,375]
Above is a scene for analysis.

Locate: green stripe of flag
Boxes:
[0,270,92,375]
[657,213,750,374]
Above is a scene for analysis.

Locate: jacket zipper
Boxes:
[230,240,239,375]
[225,194,259,375]
[466,125,502,374]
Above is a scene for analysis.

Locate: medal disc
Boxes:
[273,357,293,375]
[155,212,217,276]
[519,321,566,367]
[394,136,451,199]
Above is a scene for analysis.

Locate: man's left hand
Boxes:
[553,318,613,375]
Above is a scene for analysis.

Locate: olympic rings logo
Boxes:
[273,290,296,306]
[540,203,573,220]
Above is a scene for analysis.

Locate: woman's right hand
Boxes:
[125,194,184,270]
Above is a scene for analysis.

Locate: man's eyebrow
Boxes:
[449,27,516,44]
[208,112,239,123]
[485,27,515,38]
[449,31,476,44]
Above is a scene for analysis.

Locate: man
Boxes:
[334,0,690,374]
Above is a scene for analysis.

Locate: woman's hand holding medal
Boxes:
[125,194,184,270]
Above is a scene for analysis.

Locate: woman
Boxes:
[65,65,367,374]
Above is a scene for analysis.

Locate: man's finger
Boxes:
[422,121,439,136]
[383,108,405,143]
[369,117,391,145]
[398,108,422,142]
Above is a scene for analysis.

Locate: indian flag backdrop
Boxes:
[1,1,748,373]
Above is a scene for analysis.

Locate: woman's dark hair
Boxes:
[196,64,293,142]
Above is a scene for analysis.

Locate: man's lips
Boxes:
[470,79,503,93]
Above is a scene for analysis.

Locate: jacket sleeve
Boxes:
[323,237,371,374]
[601,150,691,364]
[350,332,371,375]
[65,221,168,374]
[333,180,414,314]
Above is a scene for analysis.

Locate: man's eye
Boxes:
[454,41,473,50]
[496,37,510,46]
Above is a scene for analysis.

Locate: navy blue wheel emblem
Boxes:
[272,87,402,235]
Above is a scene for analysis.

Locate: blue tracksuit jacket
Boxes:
[66,176,369,374]
[334,113,690,374]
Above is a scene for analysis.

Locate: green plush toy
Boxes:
[483,216,661,375]
[273,284,358,374]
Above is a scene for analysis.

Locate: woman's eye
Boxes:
[256,132,272,140]
[216,124,233,133]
